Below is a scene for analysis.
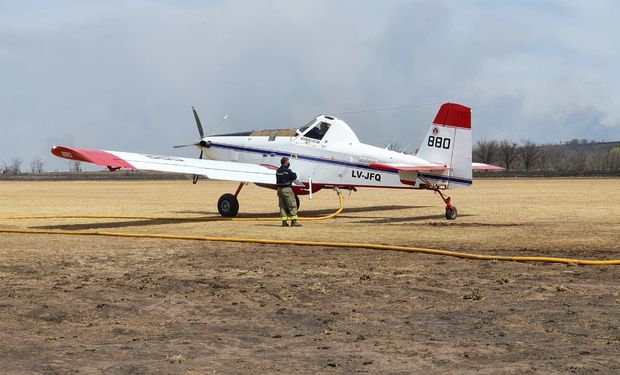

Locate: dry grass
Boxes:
[1,178,620,373]
[1,178,618,255]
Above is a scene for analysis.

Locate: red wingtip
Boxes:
[51,146,134,169]
[433,103,471,129]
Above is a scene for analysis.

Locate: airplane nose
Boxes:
[199,140,211,148]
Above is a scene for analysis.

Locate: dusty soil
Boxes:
[0,179,619,374]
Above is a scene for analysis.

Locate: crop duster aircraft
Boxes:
[52,102,501,220]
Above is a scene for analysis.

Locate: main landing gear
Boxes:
[216,183,301,218]
[217,183,244,217]
[217,193,239,217]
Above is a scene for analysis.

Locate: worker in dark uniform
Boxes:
[276,157,301,227]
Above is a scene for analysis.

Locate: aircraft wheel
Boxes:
[294,194,300,210]
[445,206,457,220]
[218,193,239,217]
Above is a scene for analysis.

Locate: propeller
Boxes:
[191,106,205,184]
[174,106,225,184]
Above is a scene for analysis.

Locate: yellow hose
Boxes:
[1,192,619,265]
[0,193,344,222]
[0,227,618,265]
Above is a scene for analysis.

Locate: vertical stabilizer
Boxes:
[416,103,472,189]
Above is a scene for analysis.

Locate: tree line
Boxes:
[1,157,82,175]
[473,138,620,172]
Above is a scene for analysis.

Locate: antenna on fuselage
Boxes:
[209,114,229,136]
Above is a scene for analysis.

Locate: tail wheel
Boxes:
[445,206,457,220]
[218,193,239,217]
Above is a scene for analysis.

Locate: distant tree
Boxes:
[518,139,540,171]
[2,158,23,175]
[592,150,609,170]
[571,151,588,171]
[540,144,568,171]
[497,140,519,170]
[473,140,499,164]
[608,147,620,170]
[30,157,44,174]
[69,160,83,173]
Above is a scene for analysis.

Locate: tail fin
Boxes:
[416,103,472,189]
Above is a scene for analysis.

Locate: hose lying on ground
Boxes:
[1,192,618,265]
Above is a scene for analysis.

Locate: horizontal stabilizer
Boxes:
[51,146,276,184]
[369,162,449,172]
[472,162,504,171]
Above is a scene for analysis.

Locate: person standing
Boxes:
[276,157,301,227]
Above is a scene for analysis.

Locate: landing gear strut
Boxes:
[217,182,245,217]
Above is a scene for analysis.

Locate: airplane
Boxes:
[51,102,502,220]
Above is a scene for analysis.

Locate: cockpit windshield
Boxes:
[297,120,331,141]
[296,119,317,135]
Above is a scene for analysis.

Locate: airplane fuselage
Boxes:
[202,134,425,193]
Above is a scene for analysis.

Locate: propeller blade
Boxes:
[192,106,205,139]
[173,143,199,149]
[192,149,204,184]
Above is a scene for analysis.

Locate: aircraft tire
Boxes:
[445,206,457,220]
[218,193,239,217]
[295,194,300,211]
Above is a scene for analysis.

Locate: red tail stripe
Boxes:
[433,103,471,129]
[51,146,134,169]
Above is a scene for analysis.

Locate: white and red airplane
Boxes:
[52,102,501,220]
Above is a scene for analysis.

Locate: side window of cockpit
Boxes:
[303,122,331,141]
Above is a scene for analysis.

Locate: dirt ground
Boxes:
[0,179,619,374]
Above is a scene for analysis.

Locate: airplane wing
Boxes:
[472,162,505,171]
[51,146,276,184]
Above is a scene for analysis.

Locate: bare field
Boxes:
[0,179,619,374]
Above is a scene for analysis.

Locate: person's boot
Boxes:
[282,220,289,227]
[291,219,302,227]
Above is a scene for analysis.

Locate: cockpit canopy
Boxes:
[296,115,359,143]
[297,120,331,141]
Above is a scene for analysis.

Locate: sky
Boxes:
[1,0,619,171]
